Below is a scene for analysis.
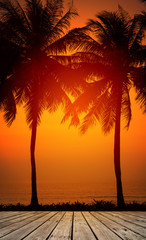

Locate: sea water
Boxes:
[0,180,146,204]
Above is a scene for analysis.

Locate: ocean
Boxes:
[0,180,146,205]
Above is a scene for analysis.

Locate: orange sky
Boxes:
[0,0,146,201]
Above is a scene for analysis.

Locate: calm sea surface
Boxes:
[0,180,146,205]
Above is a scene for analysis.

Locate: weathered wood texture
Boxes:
[0,211,145,239]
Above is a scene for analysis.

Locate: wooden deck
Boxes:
[0,211,146,239]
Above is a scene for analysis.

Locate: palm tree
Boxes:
[61,6,146,208]
[0,0,78,207]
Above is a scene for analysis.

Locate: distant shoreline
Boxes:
[0,201,146,211]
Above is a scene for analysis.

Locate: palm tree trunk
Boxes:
[114,90,125,209]
[30,116,39,207]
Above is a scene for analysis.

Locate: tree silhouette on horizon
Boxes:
[60,6,146,208]
[0,0,78,207]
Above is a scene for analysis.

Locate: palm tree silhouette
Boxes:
[62,6,146,208]
[0,0,77,207]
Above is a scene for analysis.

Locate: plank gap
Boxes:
[0,212,39,229]
[45,212,66,240]
[105,212,146,229]
[21,212,58,240]
[71,211,74,240]
[82,212,98,240]
[98,212,146,239]
[89,212,124,240]
[0,212,49,238]
[0,212,26,221]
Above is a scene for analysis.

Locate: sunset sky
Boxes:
[0,0,146,204]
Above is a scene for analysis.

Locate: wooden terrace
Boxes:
[0,211,146,239]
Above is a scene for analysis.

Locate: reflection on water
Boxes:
[0,180,146,204]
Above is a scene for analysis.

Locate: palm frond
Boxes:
[62,79,109,130]
[52,7,78,36]
[80,89,112,134]
[46,27,99,54]
[100,88,116,134]
[45,79,80,126]
[0,0,30,43]
[80,106,98,134]
[130,66,146,112]
[24,85,45,128]
[118,5,131,25]
[74,79,109,114]
[135,87,146,113]
[131,46,146,65]
[129,12,146,53]
[1,90,16,126]
[121,84,132,129]
[15,0,31,30]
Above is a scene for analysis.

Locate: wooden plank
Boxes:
[0,212,25,220]
[48,212,73,239]
[24,212,65,240]
[0,212,35,224]
[119,211,146,220]
[106,211,146,228]
[127,212,146,219]
[0,212,37,228]
[73,212,96,240]
[101,212,146,238]
[92,212,143,240]
[83,212,121,240]
[1,212,56,240]
[0,212,48,238]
